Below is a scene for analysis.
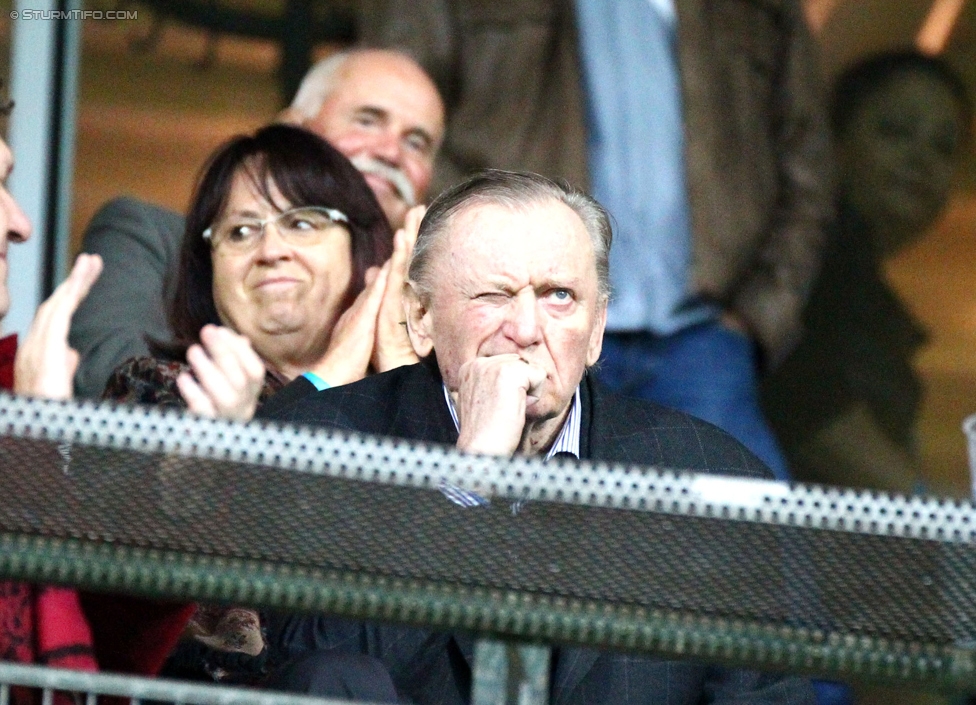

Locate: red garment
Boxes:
[0,333,15,391]
[0,584,97,705]
[35,588,97,669]
[0,335,194,692]
[0,334,98,704]
[0,581,32,662]
[81,595,196,675]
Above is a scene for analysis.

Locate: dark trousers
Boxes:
[265,612,470,705]
[266,650,399,702]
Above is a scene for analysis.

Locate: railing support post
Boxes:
[472,639,550,705]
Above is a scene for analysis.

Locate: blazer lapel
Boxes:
[391,355,460,446]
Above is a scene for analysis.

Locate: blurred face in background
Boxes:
[838,70,968,255]
[303,51,445,230]
[0,137,32,324]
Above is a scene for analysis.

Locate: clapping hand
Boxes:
[14,254,103,399]
[306,261,390,386]
[177,324,266,421]
[373,205,425,371]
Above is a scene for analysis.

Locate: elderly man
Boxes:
[68,47,445,398]
[259,170,815,705]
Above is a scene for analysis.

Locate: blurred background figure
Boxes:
[763,49,973,495]
[358,0,834,485]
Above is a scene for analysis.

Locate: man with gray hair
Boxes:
[286,49,443,229]
[259,170,815,704]
[69,48,445,398]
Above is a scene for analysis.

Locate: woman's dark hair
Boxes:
[161,124,392,357]
[832,49,973,142]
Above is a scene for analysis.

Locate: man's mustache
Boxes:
[351,156,417,207]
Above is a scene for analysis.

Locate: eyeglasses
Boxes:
[202,206,349,252]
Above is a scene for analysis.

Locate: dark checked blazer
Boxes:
[258,357,814,705]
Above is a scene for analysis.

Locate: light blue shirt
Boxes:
[575,0,717,334]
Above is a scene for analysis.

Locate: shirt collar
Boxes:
[441,383,581,459]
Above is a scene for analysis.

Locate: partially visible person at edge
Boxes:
[69,48,444,399]
[100,123,414,697]
[762,50,973,495]
[0,134,194,697]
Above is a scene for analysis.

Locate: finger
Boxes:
[68,253,104,300]
[193,331,264,415]
[476,353,523,366]
[363,265,381,287]
[311,293,383,385]
[198,325,250,391]
[363,260,392,317]
[388,228,409,273]
[27,254,105,344]
[327,263,390,349]
[65,349,80,380]
[236,334,266,383]
[403,205,426,249]
[185,343,237,411]
[177,370,218,418]
[48,254,104,316]
[354,262,391,315]
[205,326,264,389]
[379,235,410,316]
[523,362,548,392]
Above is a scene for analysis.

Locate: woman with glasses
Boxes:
[100,124,410,699]
[104,123,416,417]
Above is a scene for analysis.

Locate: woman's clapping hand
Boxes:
[372,205,425,372]
[177,324,266,421]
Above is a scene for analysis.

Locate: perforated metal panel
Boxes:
[2,393,976,692]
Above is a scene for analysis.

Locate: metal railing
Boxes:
[0,662,356,705]
[3,393,976,699]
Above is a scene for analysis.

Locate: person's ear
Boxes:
[404,280,434,358]
[585,296,608,367]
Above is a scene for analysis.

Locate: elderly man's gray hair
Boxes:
[409,169,613,301]
[289,51,352,121]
